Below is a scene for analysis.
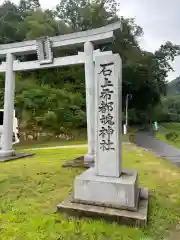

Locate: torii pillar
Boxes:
[0,53,15,157]
[84,41,95,164]
[0,53,33,161]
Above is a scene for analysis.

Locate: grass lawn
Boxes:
[0,144,180,239]
[15,139,87,150]
[156,123,180,148]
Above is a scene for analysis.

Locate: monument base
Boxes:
[74,168,139,210]
[84,153,95,164]
[57,189,148,226]
[0,149,15,157]
[62,156,94,168]
[0,152,34,162]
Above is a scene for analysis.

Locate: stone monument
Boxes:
[57,53,148,226]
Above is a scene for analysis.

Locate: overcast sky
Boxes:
[9,0,180,81]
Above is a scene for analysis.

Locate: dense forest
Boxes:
[168,76,180,95]
[156,77,180,123]
[0,0,180,138]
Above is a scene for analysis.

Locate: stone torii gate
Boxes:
[0,22,121,161]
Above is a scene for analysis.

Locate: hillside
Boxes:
[168,76,180,95]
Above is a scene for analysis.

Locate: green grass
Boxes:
[160,122,180,131]
[15,139,87,150]
[156,123,180,148]
[0,144,180,239]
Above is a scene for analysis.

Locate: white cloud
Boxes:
[9,0,180,80]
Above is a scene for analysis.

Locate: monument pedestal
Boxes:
[0,149,15,157]
[0,151,34,162]
[73,168,139,211]
[57,188,148,227]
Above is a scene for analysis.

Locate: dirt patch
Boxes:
[165,225,180,240]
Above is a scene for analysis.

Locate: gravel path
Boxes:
[25,144,88,151]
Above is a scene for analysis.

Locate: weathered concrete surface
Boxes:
[131,131,180,167]
[0,152,34,162]
[74,168,139,210]
[94,54,122,177]
[57,188,148,227]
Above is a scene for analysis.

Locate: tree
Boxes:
[56,0,119,31]
[21,9,59,40]
[19,0,40,13]
[0,1,24,43]
[121,42,180,123]
[15,79,86,133]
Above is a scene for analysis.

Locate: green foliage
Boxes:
[19,0,40,13]
[0,0,180,132]
[156,123,180,149]
[56,0,119,31]
[162,122,180,130]
[155,96,180,122]
[0,1,24,43]
[167,76,180,95]
[22,9,58,39]
[165,131,179,142]
[15,79,85,133]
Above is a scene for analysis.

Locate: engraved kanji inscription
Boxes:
[99,101,114,113]
[98,61,115,151]
[100,139,115,151]
[99,62,114,76]
[100,113,115,126]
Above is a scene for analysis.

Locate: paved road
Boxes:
[130,131,180,167]
[25,144,87,151]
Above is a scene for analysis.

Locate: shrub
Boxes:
[165,132,179,142]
